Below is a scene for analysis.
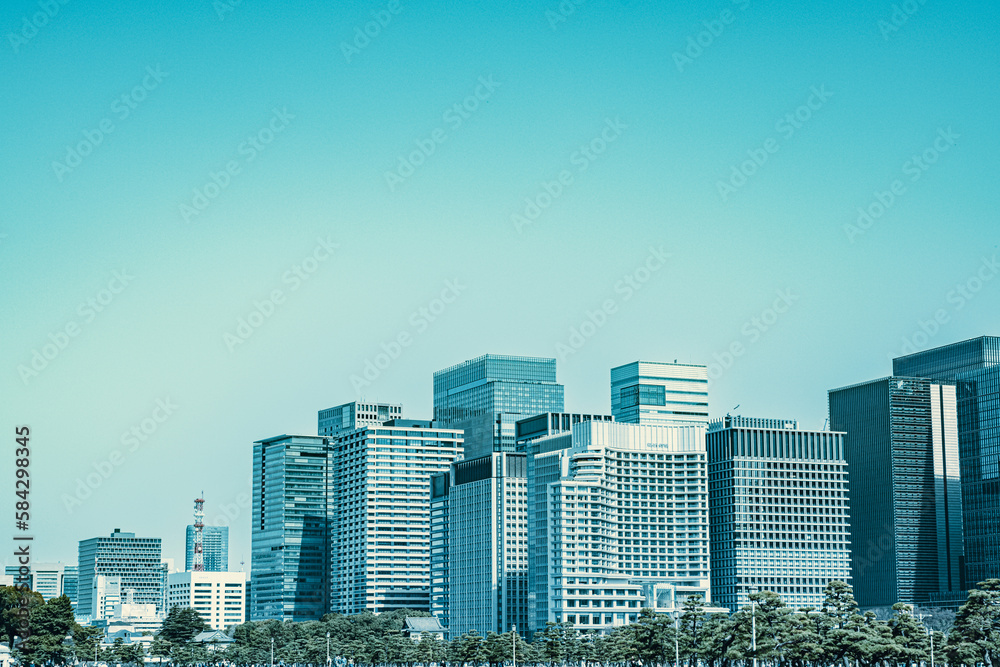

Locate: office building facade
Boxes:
[429,473,450,635]
[329,420,463,615]
[318,401,403,437]
[78,530,164,617]
[706,416,852,611]
[611,361,709,427]
[829,377,963,607]
[434,354,564,459]
[251,435,334,621]
[893,336,1000,585]
[529,420,711,633]
[3,563,77,608]
[166,571,245,630]
[515,412,614,451]
[185,526,229,572]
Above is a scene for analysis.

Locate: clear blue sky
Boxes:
[2,0,997,570]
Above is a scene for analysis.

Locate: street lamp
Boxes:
[512,625,516,667]
[749,587,758,667]
[327,632,331,667]
[270,637,274,667]
[674,613,680,667]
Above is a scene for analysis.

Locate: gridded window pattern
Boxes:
[707,423,851,611]
[611,361,709,428]
[328,425,463,616]
[166,573,245,630]
[536,421,710,634]
[78,531,163,616]
[185,525,229,572]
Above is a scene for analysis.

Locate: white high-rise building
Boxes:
[166,571,245,630]
[329,419,463,615]
[611,361,709,427]
[529,420,713,633]
[318,401,402,437]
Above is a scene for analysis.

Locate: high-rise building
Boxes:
[829,377,963,608]
[434,354,564,459]
[78,530,164,617]
[91,574,122,621]
[185,525,229,572]
[329,419,463,615]
[251,435,334,621]
[528,420,712,633]
[515,412,614,451]
[166,571,245,630]
[892,336,1000,586]
[611,361,709,427]
[439,452,528,639]
[318,401,403,437]
[429,473,450,635]
[706,416,852,611]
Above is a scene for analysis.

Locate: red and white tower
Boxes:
[193,495,205,571]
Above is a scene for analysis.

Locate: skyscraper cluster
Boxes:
[245,337,999,638]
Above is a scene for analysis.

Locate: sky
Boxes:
[1,0,998,571]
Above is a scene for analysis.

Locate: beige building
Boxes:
[166,571,245,630]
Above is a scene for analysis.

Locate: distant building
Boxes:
[429,474,450,634]
[167,571,245,630]
[318,401,402,437]
[893,336,1000,585]
[2,563,77,609]
[515,412,614,451]
[251,435,334,621]
[185,525,229,572]
[528,420,713,634]
[611,361,709,427]
[78,530,164,617]
[434,354,565,459]
[829,377,963,607]
[402,617,445,641]
[443,452,527,639]
[329,419,463,615]
[706,416,852,611]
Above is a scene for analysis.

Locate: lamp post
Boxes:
[327,632,331,667]
[270,637,274,667]
[674,613,680,667]
[512,625,517,667]
[749,587,758,667]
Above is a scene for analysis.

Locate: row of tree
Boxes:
[4,580,1000,667]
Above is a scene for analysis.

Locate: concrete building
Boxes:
[185,526,229,572]
[829,377,963,608]
[440,452,527,639]
[329,419,463,615]
[318,401,402,437]
[2,563,76,608]
[166,571,245,630]
[515,412,614,451]
[434,354,564,459]
[529,420,712,634]
[611,361,709,428]
[429,473,450,635]
[78,530,164,617]
[893,336,1000,586]
[706,416,852,611]
[251,434,334,621]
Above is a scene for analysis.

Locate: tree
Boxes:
[19,594,76,665]
[535,623,564,667]
[947,579,1000,667]
[888,603,929,666]
[451,629,485,667]
[0,585,43,648]
[72,623,104,663]
[159,606,208,643]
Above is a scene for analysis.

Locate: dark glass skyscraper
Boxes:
[829,377,963,608]
[185,525,229,572]
[433,354,565,459]
[893,335,1000,585]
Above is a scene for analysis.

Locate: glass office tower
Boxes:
[611,361,709,427]
[251,435,334,621]
[829,377,963,608]
[185,525,229,572]
[434,354,565,459]
[893,336,1000,585]
[706,416,851,611]
[78,530,164,616]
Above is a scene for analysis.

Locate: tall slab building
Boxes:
[892,336,1000,586]
[829,377,963,607]
[251,435,334,621]
[78,529,164,617]
[611,361,709,427]
[528,420,711,634]
[185,525,229,572]
[706,416,851,611]
[434,354,565,459]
